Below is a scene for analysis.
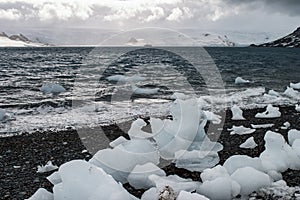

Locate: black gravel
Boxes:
[1,106,300,200]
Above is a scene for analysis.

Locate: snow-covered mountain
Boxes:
[251,27,300,47]
[0,32,48,47]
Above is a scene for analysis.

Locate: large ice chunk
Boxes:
[223,155,264,174]
[288,129,300,146]
[52,160,136,200]
[177,191,209,200]
[231,167,271,196]
[40,83,66,94]
[231,105,245,120]
[200,165,229,182]
[26,188,53,200]
[255,104,281,118]
[89,139,159,183]
[128,118,153,139]
[127,163,166,189]
[260,131,300,172]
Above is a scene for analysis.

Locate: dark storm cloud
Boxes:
[225,0,300,16]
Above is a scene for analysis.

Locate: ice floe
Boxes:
[40,83,66,94]
[288,129,300,146]
[106,75,145,82]
[231,105,245,120]
[251,123,274,129]
[255,104,281,118]
[290,82,300,90]
[37,161,58,173]
[239,137,258,149]
[235,77,250,84]
[228,125,256,135]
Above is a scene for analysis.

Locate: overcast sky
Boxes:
[0,0,299,33]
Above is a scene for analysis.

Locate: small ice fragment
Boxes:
[231,105,245,120]
[251,124,274,129]
[235,77,250,84]
[47,171,62,185]
[26,188,53,200]
[228,125,256,135]
[62,142,68,145]
[288,129,300,146]
[81,149,88,153]
[283,87,300,99]
[170,92,189,100]
[37,161,58,173]
[239,137,258,149]
[268,89,280,97]
[255,104,281,118]
[296,104,300,112]
[131,84,159,95]
[40,83,66,94]
[280,122,291,130]
[231,167,271,196]
[13,165,21,169]
[290,82,300,90]
[177,190,209,200]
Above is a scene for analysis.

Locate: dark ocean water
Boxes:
[0,47,299,133]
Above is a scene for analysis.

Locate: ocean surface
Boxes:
[0,47,299,135]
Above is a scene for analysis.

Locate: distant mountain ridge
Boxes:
[251,27,300,48]
[0,32,49,47]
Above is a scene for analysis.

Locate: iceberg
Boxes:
[40,83,66,94]
[239,137,257,149]
[235,77,250,84]
[255,104,281,118]
[231,105,245,120]
[223,155,264,174]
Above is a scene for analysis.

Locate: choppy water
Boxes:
[0,47,299,134]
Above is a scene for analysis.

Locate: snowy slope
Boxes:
[0,32,47,47]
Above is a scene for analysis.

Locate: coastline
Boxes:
[1,105,300,199]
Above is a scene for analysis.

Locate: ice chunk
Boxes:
[40,83,66,94]
[47,172,61,185]
[203,111,221,124]
[228,125,256,135]
[251,124,274,129]
[296,104,300,112]
[260,131,300,172]
[290,82,300,90]
[280,122,291,130]
[283,87,300,99]
[200,165,229,182]
[149,174,200,195]
[255,104,281,118]
[26,188,53,200]
[231,167,271,196]
[106,75,145,82]
[0,108,8,121]
[37,161,58,173]
[141,187,157,200]
[127,163,166,189]
[288,129,300,146]
[109,136,128,148]
[231,105,245,120]
[128,118,153,139]
[223,155,264,174]
[89,139,159,183]
[198,177,240,200]
[170,92,189,100]
[239,137,258,149]
[53,160,135,200]
[132,84,159,95]
[177,191,209,200]
[268,90,280,97]
[235,77,250,84]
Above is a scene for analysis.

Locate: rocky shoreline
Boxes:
[1,105,300,200]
